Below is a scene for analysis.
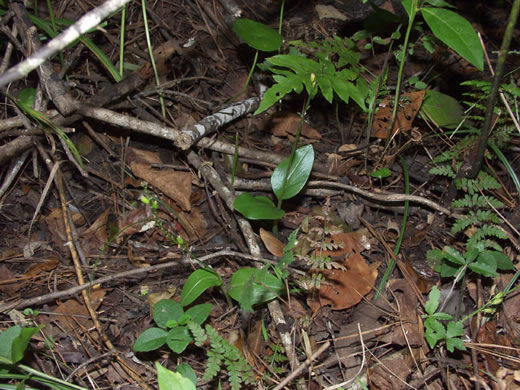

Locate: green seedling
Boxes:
[423,286,466,352]
[16,88,83,168]
[232,18,283,100]
[370,167,392,187]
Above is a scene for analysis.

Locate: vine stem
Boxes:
[385,0,421,145]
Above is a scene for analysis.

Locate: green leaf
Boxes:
[442,246,466,266]
[469,255,498,277]
[185,304,212,325]
[233,19,283,52]
[166,326,192,354]
[370,167,392,179]
[272,144,314,201]
[254,55,321,114]
[446,321,465,339]
[17,88,36,110]
[483,250,515,271]
[425,286,440,315]
[176,363,197,386]
[181,269,222,307]
[424,317,446,349]
[0,326,39,364]
[228,267,285,310]
[421,8,483,70]
[156,362,196,390]
[133,327,168,352]
[446,336,466,352]
[420,90,463,129]
[154,300,184,328]
[424,0,456,7]
[233,193,285,220]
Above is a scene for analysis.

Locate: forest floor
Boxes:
[0,0,519,389]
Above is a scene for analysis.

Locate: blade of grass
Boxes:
[375,156,410,298]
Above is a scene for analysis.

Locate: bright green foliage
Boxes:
[256,34,370,115]
[421,7,483,70]
[181,268,222,306]
[423,286,466,352]
[370,167,392,179]
[233,18,283,52]
[228,267,285,311]
[134,271,215,354]
[156,363,196,390]
[0,326,40,365]
[234,145,314,220]
[272,144,314,201]
[420,90,463,129]
[182,323,254,390]
[233,193,285,220]
[427,245,513,279]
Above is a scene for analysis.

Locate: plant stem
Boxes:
[375,156,409,298]
[465,0,520,178]
[385,0,419,145]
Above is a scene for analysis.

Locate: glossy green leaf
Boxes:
[483,250,515,271]
[17,88,36,110]
[425,286,440,315]
[181,269,222,307]
[154,300,184,328]
[424,317,445,349]
[133,327,168,352]
[233,18,283,52]
[370,167,392,179]
[272,144,314,201]
[421,7,483,70]
[185,304,212,325]
[176,363,197,386]
[0,326,39,364]
[166,326,192,354]
[420,90,463,129]
[233,193,285,220]
[228,267,285,310]
[156,362,196,390]
[469,256,498,277]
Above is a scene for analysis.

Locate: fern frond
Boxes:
[188,321,207,346]
[451,194,504,209]
[203,350,222,382]
[467,224,507,250]
[429,164,456,177]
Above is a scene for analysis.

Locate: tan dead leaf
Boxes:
[270,112,321,141]
[0,265,18,296]
[130,163,192,212]
[337,144,359,153]
[117,206,154,239]
[316,232,367,259]
[317,253,378,310]
[372,90,425,139]
[128,244,149,268]
[369,357,412,390]
[222,72,249,101]
[25,257,59,277]
[81,209,110,255]
[315,4,347,21]
[147,287,177,307]
[259,228,284,257]
[54,289,106,332]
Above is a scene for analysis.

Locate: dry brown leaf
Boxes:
[25,257,59,277]
[259,228,284,257]
[81,209,110,255]
[270,112,321,140]
[317,253,378,310]
[372,90,425,139]
[54,289,106,332]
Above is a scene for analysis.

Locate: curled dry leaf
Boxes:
[259,227,284,257]
[128,148,193,211]
[270,111,321,141]
[316,253,378,310]
[372,90,425,139]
